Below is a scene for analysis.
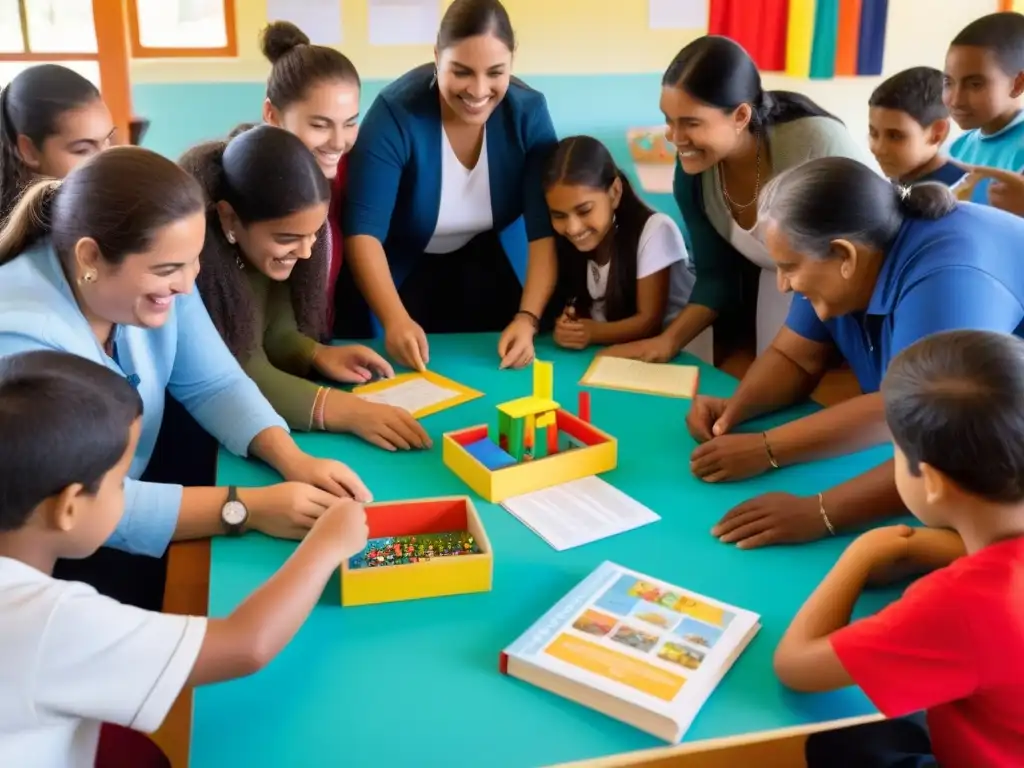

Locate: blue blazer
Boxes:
[344,64,557,287]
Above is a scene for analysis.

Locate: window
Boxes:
[127,0,237,58]
[0,0,98,58]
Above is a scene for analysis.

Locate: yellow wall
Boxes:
[129,0,697,83]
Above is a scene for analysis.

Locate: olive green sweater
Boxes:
[242,268,322,430]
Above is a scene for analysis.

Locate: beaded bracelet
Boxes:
[817,492,836,536]
[762,431,780,469]
[515,309,540,329]
[310,386,329,432]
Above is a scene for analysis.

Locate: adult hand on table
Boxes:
[242,482,348,539]
[602,333,678,364]
[552,313,592,350]
[279,453,373,503]
[327,392,431,452]
[313,344,395,384]
[498,313,536,369]
[711,492,828,549]
[690,433,773,483]
[384,317,429,372]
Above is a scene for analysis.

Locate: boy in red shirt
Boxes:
[774,329,1024,768]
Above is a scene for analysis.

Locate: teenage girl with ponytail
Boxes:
[605,35,872,364]
[684,156,1024,550]
[0,64,113,220]
[179,125,430,452]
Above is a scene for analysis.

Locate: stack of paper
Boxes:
[501,476,660,551]
[580,356,699,398]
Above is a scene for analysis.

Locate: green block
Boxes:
[508,417,525,462]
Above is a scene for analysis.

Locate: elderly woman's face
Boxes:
[766,222,868,321]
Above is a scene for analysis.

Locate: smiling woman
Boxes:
[0,63,113,220]
[180,125,430,452]
[344,0,559,373]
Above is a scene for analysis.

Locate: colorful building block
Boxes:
[464,438,517,470]
[578,391,591,423]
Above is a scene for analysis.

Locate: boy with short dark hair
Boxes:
[774,329,1024,767]
[868,66,964,186]
[0,351,369,768]
[944,11,1024,203]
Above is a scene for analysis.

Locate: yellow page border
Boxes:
[578,356,700,399]
[351,370,484,419]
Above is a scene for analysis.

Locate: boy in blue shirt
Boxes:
[944,11,1024,203]
[868,66,965,187]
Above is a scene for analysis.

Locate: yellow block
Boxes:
[443,416,618,502]
[537,411,556,429]
[497,395,560,419]
[533,359,554,400]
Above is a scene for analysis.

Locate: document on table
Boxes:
[501,476,661,551]
[580,356,699,398]
[357,377,462,415]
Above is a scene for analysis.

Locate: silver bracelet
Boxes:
[817,492,836,536]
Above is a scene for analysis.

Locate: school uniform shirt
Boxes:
[949,110,1024,205]
[829,536,1024,767]
[344,64,557,289]
[786,202,1024,393]
[911,159,966,187]
[0,241,289,557]
[0,557,207,768]
[586,212,695,326]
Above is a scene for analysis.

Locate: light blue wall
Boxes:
[131,74,681,229]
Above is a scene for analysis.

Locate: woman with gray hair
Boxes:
[685,155,1024,549]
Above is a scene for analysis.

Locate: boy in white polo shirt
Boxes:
[0,350,369,767]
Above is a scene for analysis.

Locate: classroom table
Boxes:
[190,334,900,768]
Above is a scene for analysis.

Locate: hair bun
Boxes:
[260,21,310,63]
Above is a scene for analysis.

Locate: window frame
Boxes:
[125,0,237,59]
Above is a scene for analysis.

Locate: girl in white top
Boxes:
[543,135,696,350]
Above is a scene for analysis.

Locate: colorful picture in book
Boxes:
[347,532,479,570]
[658,642,706,670]
[572,609,618,637]
[673,617,724,649]
[629,602,681,632]
[610,624,659,653]
[597,575,736,629]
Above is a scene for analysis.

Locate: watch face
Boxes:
[222,500,248,526]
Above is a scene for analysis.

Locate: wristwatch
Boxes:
[220,486,248,535]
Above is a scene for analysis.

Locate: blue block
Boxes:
[464,438,518,470]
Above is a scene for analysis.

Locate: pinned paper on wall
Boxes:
[368,0,439,46]
[265,0,342,45]
[648,0,708,29]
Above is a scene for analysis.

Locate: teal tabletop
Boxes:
[191,334,900,768]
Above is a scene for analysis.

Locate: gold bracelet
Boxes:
[817,492,836,536]
[762,431,780,469]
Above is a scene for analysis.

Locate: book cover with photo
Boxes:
[499,561,761,742]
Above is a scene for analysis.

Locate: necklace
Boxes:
[719,135,761,211]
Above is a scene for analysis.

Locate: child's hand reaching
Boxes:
[309,498,370,561]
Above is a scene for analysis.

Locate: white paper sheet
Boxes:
[368,0,438,45]
[265,0,342,45]
[357,377,461,414]
[648,0,708,30]
[583,356,699,398]
[501,476,661,551]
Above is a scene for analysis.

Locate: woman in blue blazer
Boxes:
[344,0,558,370]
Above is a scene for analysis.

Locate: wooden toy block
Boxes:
[578,391,591,422]
[508,416,525,461]
[443,409,617,502]
[497,395,560,419]
[465,437,517,470]
[534,359,554,400]
[340,496,493,607]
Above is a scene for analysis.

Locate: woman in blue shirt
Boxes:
[0,147,372,601]
[344,0,558,371]
[683,157,1024,549]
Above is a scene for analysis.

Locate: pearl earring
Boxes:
[226,231,236,244]
[78,269,97,286]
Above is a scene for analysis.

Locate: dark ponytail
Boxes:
[543,135,655,322]
[758,156,957,260]
[662,36,839,133]
[0,64,100,221]
[178,124,332,361]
